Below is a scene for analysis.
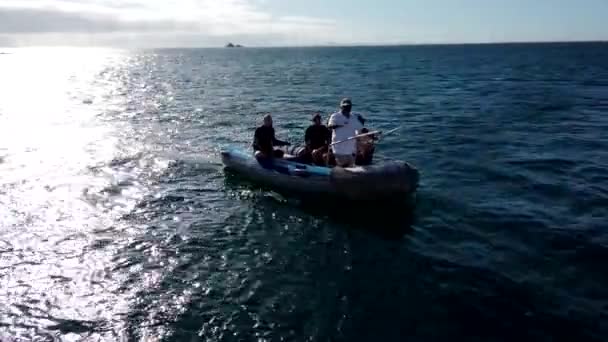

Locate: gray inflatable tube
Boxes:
[221,148,420,201]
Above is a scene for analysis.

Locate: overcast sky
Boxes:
[0,0,607,47]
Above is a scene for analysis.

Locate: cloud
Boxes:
[0,0,337,47]
[0,8,192,33]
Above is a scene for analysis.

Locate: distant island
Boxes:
[225,43,244,48]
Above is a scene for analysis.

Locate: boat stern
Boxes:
[330,161,420,200]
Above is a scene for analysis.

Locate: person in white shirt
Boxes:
[327,98,366,167]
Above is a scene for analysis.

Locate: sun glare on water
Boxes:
[0,47,167,340]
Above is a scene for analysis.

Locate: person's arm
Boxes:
[305,127,312,147]
[356,113,366,126]
[353,114,367,135]
[273,137,290,146]
[271,128,290,146]
[252,128,261,150]
[327,114,342,130]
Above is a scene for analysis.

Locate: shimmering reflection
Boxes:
[0,48,172,340]
[2,45,606,341]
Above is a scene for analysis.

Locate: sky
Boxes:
[0,0,606,47]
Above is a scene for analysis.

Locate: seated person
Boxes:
[252,114,290,161]
[304,113,331,165]
[355,128,377,165]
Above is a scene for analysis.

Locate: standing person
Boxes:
[252,114,290,161]
[304,113,331,165]
[327,98,366,167]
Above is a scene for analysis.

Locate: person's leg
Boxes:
[298,147,313,164]
[356,150,373,165]
[345,155,354,167]
[255,150,273,168]
[364,147,375,165]
[335,154,354,167]
[311,147,326,166]
[273,149,284,158]
[327,150,336,167]
[255,150,267,159]
[355,152,363,165]
[311,150,321,165]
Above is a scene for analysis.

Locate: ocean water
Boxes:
[0,43,607,341]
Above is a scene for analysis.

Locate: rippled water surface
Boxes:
[1,43,607,341]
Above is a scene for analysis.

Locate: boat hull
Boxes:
[221,148,419,201]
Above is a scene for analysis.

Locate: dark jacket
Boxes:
[253,126,289,155]
[305,124,331,150]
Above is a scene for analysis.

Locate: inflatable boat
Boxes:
[220,148,419,201]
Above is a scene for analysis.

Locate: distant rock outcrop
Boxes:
[225,42,244,48]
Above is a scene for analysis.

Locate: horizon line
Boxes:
[1,39,606,50]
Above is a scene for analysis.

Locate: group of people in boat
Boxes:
[252,98,376,168]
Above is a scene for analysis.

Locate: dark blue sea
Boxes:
[1,42,607,341]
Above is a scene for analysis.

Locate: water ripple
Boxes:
[2,44,608,340]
